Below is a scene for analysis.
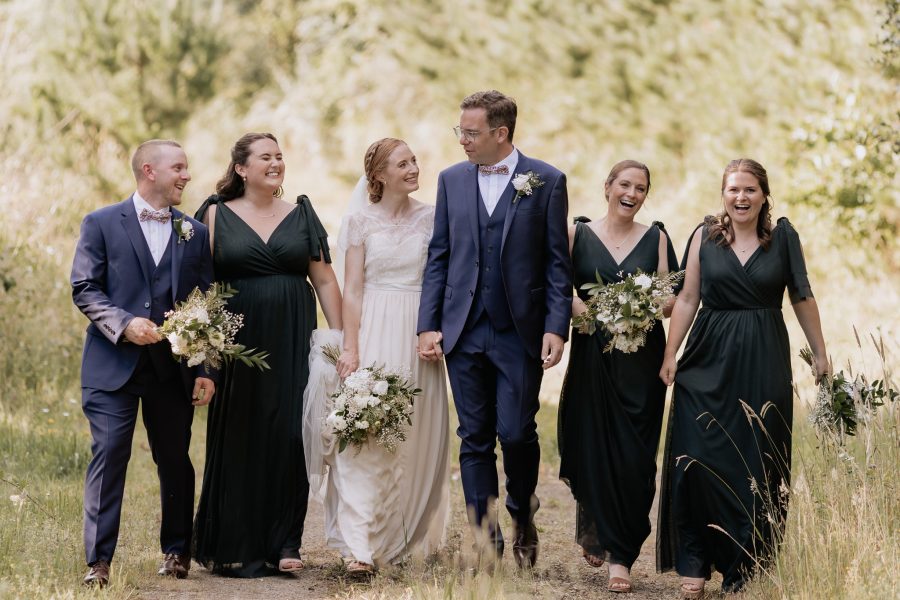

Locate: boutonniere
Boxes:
[173,216,194,244]
[511,171,544,203]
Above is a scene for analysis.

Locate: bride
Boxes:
[322,138,450,575]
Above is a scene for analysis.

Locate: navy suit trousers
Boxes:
[82,350,194,565]
[445,313,543,539]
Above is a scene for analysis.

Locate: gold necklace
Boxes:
[606,223,635,249]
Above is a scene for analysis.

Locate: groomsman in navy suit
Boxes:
[71,140,215,586]
[417,91,572,568]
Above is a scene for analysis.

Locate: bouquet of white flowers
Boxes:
[157,283,270,371]
[321,345,420,453]
[800,346,896,443]
[572,269,684,353]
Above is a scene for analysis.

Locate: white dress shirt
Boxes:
[133,192,172,265]
[477,147,519,217]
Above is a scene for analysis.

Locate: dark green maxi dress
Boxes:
[656,217,813,592]
[558,220,678,568]
[192,195,330,577]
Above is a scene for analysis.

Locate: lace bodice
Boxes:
[345,203,434,290]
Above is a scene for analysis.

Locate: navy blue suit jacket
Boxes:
[417,153,573,358]
[71,196,215,391]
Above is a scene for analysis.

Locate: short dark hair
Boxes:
[460,90,517,142]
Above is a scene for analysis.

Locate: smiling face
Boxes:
[377,143,419,196]
[147,144,191,207]
[236,137,284,193]
[722,170,765,227]
[605,167,648,219]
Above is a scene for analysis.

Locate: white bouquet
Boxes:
[322,345,420,453]
[572,269,683,353]
[157,283,270,371]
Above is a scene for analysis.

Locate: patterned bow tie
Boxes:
[478,164,509,175]
[139,208,171,224]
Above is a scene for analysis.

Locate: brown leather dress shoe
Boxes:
[158,553,190,578]
[512,522,539,569]
[83,560,110,587]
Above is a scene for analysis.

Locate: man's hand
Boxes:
[417,331,444,361]
[192,377,215,406]
[124,317,162,345]
[541,332,565,369]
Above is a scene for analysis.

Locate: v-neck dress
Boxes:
[558,220,678,568]
[656,217,813,591]
[192,195,330,577]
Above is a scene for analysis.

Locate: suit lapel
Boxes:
[501,153,529,246]
[120,197,153,286]
[464,164,480,253]
[170,209,184,301]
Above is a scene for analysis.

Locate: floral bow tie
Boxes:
[139,208,171,224]
[478,164,509,175]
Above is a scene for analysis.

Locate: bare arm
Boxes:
[202,204,217,257]
[659,227,703,385]
[337,244,365,378]
[792,297,828,383]
[568,223,587,318]
[657,229,676,318]
[308,254,343,330]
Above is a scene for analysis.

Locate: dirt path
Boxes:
[140,461,694,599]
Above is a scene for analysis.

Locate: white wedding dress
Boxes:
[324,202,450,566]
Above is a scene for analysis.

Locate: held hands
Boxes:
[417,331,444,362]
[192,377,215,406]
[659,354,677,385]
[336,349,360,379]
[541,332,564,370]
[124,317,162,345]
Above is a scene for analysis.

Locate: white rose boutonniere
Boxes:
[173,216,194,244]
[511,171,545,203]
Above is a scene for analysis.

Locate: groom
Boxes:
[71,140,215,586]
[417,90,572,568]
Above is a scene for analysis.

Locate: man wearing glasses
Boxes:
[417,90,572,569]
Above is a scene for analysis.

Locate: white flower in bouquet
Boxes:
[167,332,189,356]
[157,283,270,371]
[319,346,421,454]
[209,330,226,351]
[187,352,206,367]
[633,273,653,289]
[572,269,684,353]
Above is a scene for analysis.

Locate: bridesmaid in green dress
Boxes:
[192,133,343,577]
[558,160,678,594]
[657,159,828,598]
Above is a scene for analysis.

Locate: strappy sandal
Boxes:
[345,560,375,578]
[581,549,604,568]
[608,563,632,593]
[278,557,304,572]
[680,578,705,599]
[608,576,633,593]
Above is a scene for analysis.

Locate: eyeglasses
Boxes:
[453,126,499,142]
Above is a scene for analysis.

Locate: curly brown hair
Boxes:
[707,158,773,250]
